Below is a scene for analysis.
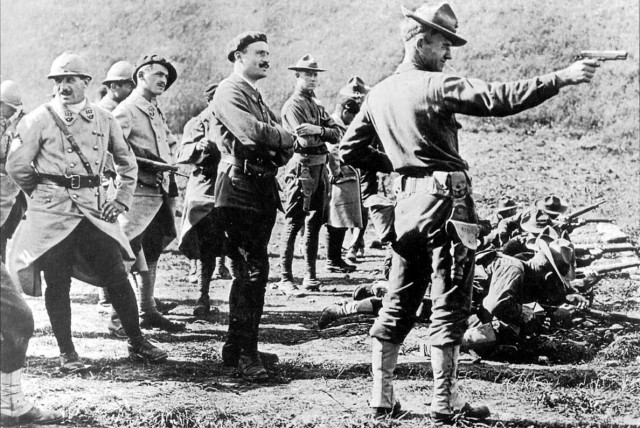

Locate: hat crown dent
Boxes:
[48,52,92,79]
[0,80,22,106]
[289,53,325,72]
[340,75,370,99]
[402,2,466,46]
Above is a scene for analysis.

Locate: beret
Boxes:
[227,31,268,62]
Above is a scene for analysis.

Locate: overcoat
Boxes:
[113,91,176,244]
[6,98,137,295]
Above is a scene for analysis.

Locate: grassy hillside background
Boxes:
[1,0,638,146]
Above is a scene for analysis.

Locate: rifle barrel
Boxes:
[566,200,606,220]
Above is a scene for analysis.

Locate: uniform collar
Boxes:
[128,91,161,118]
[234,72,259,92]
[51,97,95,124]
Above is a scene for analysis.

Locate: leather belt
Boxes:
[39,173,100,189]
[220,153,244,168]
[290,152,327,166]
[295,145,328,156]
[220,154,277,178]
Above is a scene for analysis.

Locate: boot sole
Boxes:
[129,352,168,364]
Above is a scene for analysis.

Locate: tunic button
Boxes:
[93,145,99,150]
[72,195,78,200]
[70,163,76,168]
[95,160,100,165]
[67,148,73,153]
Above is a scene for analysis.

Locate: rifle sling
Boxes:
[45,105,95,177]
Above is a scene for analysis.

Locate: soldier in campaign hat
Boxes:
[112,53,184,333]
[339,1,599,423]
[6,52,167,378]
[210,31,294,381]
[277,54,347,295]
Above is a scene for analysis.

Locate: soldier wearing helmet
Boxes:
[98,60,135,113]
[1,80,28,261]
[5,52,168,377]
[112,54,184,333]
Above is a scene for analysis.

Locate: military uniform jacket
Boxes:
[1,110,27,227]
[340,62,560,175]
[5,98,137,292]
[177,105,221,258]
[210,73,294,213]
[281,88,342,151]
[113,91,177,242]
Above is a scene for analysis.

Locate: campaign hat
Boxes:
[401,3,467,47]
[288,54,326,72]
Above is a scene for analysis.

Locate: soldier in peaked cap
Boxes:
[113,54,184,333]
[6,52,168,375]
[210,31,294,381]
[1,80,28,261]
[277,54,345,295]
[339,2,599,423]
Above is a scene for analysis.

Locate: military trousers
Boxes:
[370,187,476,346]
[217,206,276,352]
[38,219,142,354]
[0,262,33,373]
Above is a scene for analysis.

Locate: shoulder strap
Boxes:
[45,105,94,176]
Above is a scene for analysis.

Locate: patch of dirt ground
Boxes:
[19,131,640,427]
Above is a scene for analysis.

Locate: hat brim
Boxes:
[47,72,92,80]
[1,101,22,109]
[537,239,571,288]
[288,66,327,72]
[520,222,545,234]
[535,200,568,215]
[401,6,467,47]
[496,205,518,214]
[102,78,134,85]
[133,61,178,90]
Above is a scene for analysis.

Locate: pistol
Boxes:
[576,50,628,61]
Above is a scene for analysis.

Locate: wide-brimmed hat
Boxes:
[401,3,467,47]
[535,227,576,287]
[133,54,177,90]
[339,76,370,99]
[103,60,134,85]
[1,80,22,109]
[535,195,568,217]
[47,52,92,80]
[520,209,553,234]
[226,31,267,62]
[495,196,517,214]
[288,54,326,72]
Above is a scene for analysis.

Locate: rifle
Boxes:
[135,157,182,174]
[564,200,606,221]
[576,50,628,61]
[542,304,640,325]
[575,243,638,257]
[575,261,640,279]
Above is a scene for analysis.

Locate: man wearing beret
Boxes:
[177,82,229,317]
[339,3,598,424]
[6,52,167,375]
[278,54,345,295]
[210,31,294,381]
[113,54,184,333]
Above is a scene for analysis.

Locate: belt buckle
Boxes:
[66,174,81,189]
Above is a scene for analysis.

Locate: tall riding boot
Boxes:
[430,345,490,425]
[0,369,63,425]
[278,220,302,294]
[302,221,321,290]
[194,253,215,316]
[137,264,184,332]
[370,337,402,418]
[326,226,356,273]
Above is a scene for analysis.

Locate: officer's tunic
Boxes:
[113,91,176,249]
[6,98,137,294]
[340,62,561,346]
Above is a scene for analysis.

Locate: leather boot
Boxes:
[1,369,63,426]
[279,220,302,284]
[303,221,321,290]
[318,301,359,329]
[370,338,401,417]
[430,345,490,426]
